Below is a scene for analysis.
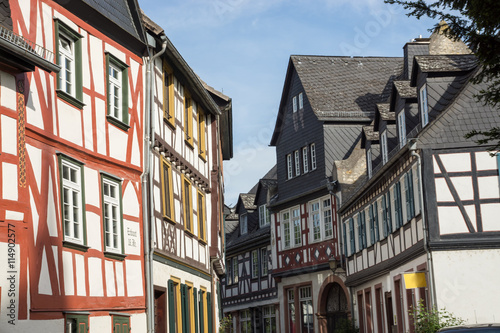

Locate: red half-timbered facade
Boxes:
[0,0,147,331]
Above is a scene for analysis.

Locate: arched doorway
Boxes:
[326,282,348,331]
[317,275,350,333]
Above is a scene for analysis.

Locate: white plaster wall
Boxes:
[62,251,74,295]
[83,94,94,150]
[95,98,107,156]
[0,319,63,332]
[58,100,83,146]
[433,249,500,323]
[105,260,116,297]
[88,257,104,296]
[108,125,128,161]
[2,162,17,201]
[125,259,143,297]
[75,254,86,296]
[131,312,147,333]
[123,183,140,218]
[153,261,212,293]
[124,220,141,255]
[0,71,17,111]
[86,212,102,251]
[1,115,16,155]
[89,315,111,332]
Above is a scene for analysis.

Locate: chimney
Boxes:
[428,20,472,55]
[403,37,430,80]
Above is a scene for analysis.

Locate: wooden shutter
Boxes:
[181,284,188,333]
[194,287,199,333]
[207,292,212,333]
[168,280,176,333]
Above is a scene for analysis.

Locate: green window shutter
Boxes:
[194,287,199,333]
[168,280,176,333]
[207,292,212,333]
[181,284,188,333]
[386,192,392,233]
[75,37,83,102]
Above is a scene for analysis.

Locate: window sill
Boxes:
[198,153,207,162]
[107,115,130,131]
[163,215,176,224]
[185,139,194,149]
[163,115,175,130]
[63,240,90,252]
[104,251,127,261]
[56,90,85,109]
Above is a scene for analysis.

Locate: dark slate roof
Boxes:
[363,126,379,141]
[418,70,500,148]
[292,56,402,116]
[0,0,12,30]
[324,125,363,161]
[239,193,256,210]
[377,103,394,121]
[414,54,477,73]
[83,0,141,40]
[394,80,416,99]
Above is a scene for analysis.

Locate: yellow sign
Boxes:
[404,272,427,289]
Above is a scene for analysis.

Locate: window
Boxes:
[292,96,298,113]
[367,148,372,179]
[102,175,123,255]
[183,177,193,233]
[342,222,348,258]
[59,156,86,246]
[369,202,380,244]
[420,84,429,127]
[299,286,314,333]
[405,170,415,222]
[287,289,296,333]
[241,309,252,333]
[259,204,270,227]
[357,211,366,251]
[176,80,185,130]
[198,108,206,159]
[55,19,83,108]
[349,218,355,255]
[168,278,182,332]
[232,257,238,284]
[113,315,130,333]
[398,111,406,148]
[183,283,194,332]
[283,211,291,248]
[198,191,206,241]
[261,248,268,276]
[394,183,403,229]
[309,197,333,242]
[323,198,333,238]
[163,63,175,127]
[185,94,194,146]
[199,288,209,333]
[287,154,293,179]
[294,150,300,176]
[298,92,304,110]
[161,158,175,222]
[310,143,316,170]
[381,130,388,165]
[311,201,321,241]
[251,250,259,278]
[226,259,232,285]
[385,191,393,234]
[302,146,309,173]
[263,305,276,333]
[66,313,88,333]
[292,207,301,246]
[240,213,248,235]
[412,164,421,214]
[106,53,129,129]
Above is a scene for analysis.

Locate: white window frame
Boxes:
[240,213,248,235]
[58,32,75,97]
[294,150,300,176]
[292,207,301,246]
[298,92,304,109]
[287,154,293,179]
[420,84,429,127]
[108,62,122,121]
[309,196,333,243]
[292,96,298,113]
[61,159,84,244]
[102,177,122,253]
[310,143,316,170]
[282,211,291,248]
[263,305,276,332]
[310,201,321,241]
[259,204,270,227]
[398,111,406,148]
[282,206,301,248]
[367,148,372,179]
[381,130,388,165]
[302,146,309,173]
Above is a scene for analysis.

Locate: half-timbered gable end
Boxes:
[269,54,402,332]
[222,165,278,333]
[0,0,146,331]
[143,12,232,333]
[340,26,500,333]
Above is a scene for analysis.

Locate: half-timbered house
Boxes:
[142,13,233,333]
[339,26,500,333]
[269,54,402,332]
[0,0,147,331]
[222,166,278,333]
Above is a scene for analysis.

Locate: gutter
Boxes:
[142,34,167,333]
[409,139,437,308]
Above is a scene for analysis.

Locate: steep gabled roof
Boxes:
[271,55,402,145]
[393,80,417,99]
[235,193,256,212]
[410,54,477,85]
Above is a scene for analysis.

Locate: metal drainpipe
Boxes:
[142,35,167,333]
[409,141,437,308]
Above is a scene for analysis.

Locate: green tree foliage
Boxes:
[385,0,500,151]
[411,300,465,333]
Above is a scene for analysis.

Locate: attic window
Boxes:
[293,96,298,113]
[240,213,248,234]
[298,92,304,110]
[420,84,429,127]
[381,130,388,165]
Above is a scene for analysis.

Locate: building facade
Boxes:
[0,0,147,331]
[340,28,500,333]
[222,166,278,333]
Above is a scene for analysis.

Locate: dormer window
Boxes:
[240,213,248,234]
[367,148,372,178]
[381,130,388,165]
[287,154,293,179]
[398,111,406,148]
[294,150,300,176]
[420,84,429,127]
[293,96,298,113]
[259,204,270,227]
[298,92,304,109]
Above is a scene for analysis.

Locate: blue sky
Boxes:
[139,0,436,206]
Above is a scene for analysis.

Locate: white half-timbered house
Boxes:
[143,14,233,333]
[0,0,147,331]
[340,26,500,333]
[222,166,278,333]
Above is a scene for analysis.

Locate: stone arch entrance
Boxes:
[317,275,350,333]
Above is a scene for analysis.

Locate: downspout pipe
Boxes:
[142,34,167,333]
[409,140,437,309]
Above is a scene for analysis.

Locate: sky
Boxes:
[139,0,437,206]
